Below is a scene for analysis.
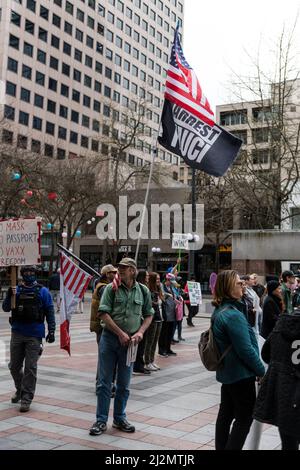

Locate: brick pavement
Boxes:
[0,298,280,450]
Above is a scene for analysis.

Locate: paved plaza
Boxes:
[0,297,280,450]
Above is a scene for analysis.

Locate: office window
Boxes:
[50,56,58,70]
[104,86,111,98]
[4,105,15,120]
[26,0,36,12]
[71,110,79,123]
[33,116,42,130]
[48,78,57,91]
[103,105,110,117]
[47,99,56,113]
[133,30,139,42]
[133,48,139,60]
[46,121,55,135]
[40,5,49,19]
[38,27,47,42]
[52,13,61,27]
[58,126,67,139]
[115,54,122,67]
[113,91,120,103]
[11,11,21,26]
[82,115,90,128]
[72,89,80,102]
[108,12,114,23]
[94,80,101,92]
[51,34,59,48]
[54,0,62,5]
[84,75,92,87]
[19,111,29,126]
[92,140,99,152]
[59,105,68,119]
[34,94,44,108]
[22,64,32,79]
[106,48,113,60]
[94,100,101,112]
[63,42,71,55]
[25,19,34,34]
[75,28,83,42]
[125,24,132,36]
[64,21,72,35]
[7,57,18,73]
[86,35,94,48]
[37,49,46,64]
[124,42,131,54]
[98,4,105,16]
[96,42,103,54]
[92,119,100,132]
[87,16,94,29]
[132,65,138,77]
[85,55,93,68]
[114,72,121,84]
[74,49,82,62]
[123,78,130,89]
[97,23,104,35]
[73,69,81,82]
[2,129,13,144]
[6,81,16,97]
[70,131,78,144]
[83,95,91,107]
[62,63,70,76]
[81,136,89,148]
[95,61,102,73]
[45,144,54,157]
[106,29,114,42]
[57,148,66,160]
[20,87,30,103]
[61,84,69,97]
[116,18,123,29]
[9,34,19,49]
[17,135,28,149]
[66,1,73,15]
[77,8,84,21]
[31,139,41,153]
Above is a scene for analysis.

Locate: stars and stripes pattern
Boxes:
[112,271,121,291]
[60,252,92,299]
[165,25,215,127]
[59,251,92,355]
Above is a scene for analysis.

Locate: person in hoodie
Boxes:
[253,311,300,450]
[2,265,55,412]
[261,280,283,339]
[212,270,265,450]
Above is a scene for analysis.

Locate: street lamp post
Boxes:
[187,233,200,280]
[151,247,161,271]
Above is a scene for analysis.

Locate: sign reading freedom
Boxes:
[0,218,41,267]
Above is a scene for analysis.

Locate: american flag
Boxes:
[60,252,92,299]
[112,271,121,291]
[165,25,214,127]
[59,252,92,354]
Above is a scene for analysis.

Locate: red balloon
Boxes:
[26,190,33,197]
[48,192,57,200]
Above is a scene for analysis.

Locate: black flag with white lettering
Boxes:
[158,26,242,177]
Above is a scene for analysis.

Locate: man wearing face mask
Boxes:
[2,265,55,412]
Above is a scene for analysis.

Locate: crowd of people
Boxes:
[2,260,300,450]
[211,269,300,451]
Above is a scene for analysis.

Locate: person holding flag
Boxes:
[2,265,55,413]
[89,258,154,436]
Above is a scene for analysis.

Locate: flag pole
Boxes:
[134,146,157,265]
[57,243,100,277]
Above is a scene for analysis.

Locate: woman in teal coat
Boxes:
[212,270,265,450]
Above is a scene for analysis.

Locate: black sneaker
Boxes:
[112,419,135,433]
[89,421,107,436]
[11,391,21,404]
[20,402,30,413]
[158,352,168,357]
[133,368,151,375]
[167,350,177,356]
[171,339,179,344]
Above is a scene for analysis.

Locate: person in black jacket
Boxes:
[261,281,283,339]
[253,311,300,450]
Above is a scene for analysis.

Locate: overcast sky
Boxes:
[183,0,300,112]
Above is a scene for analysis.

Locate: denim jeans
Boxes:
[96,329,133,423]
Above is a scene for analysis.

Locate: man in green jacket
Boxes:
[89,258,154,436]
[281,270,295,315]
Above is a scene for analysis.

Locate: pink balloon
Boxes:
[209,273,218,294]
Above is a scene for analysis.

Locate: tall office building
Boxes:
[0,0,184,169]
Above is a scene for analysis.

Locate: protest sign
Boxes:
[0,218,41,267]
[187,281,202,306]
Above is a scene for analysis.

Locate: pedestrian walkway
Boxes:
[0,302,280,450]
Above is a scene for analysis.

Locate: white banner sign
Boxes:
[172,233,189,250]
[0,218,41,267]
[187,281,202,306]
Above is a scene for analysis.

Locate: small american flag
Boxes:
[165,25,214,127]
[112,271,121,291]
[60,252,92,354]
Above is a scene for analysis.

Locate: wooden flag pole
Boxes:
[177,249,181,273]
[11,266,17,309]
